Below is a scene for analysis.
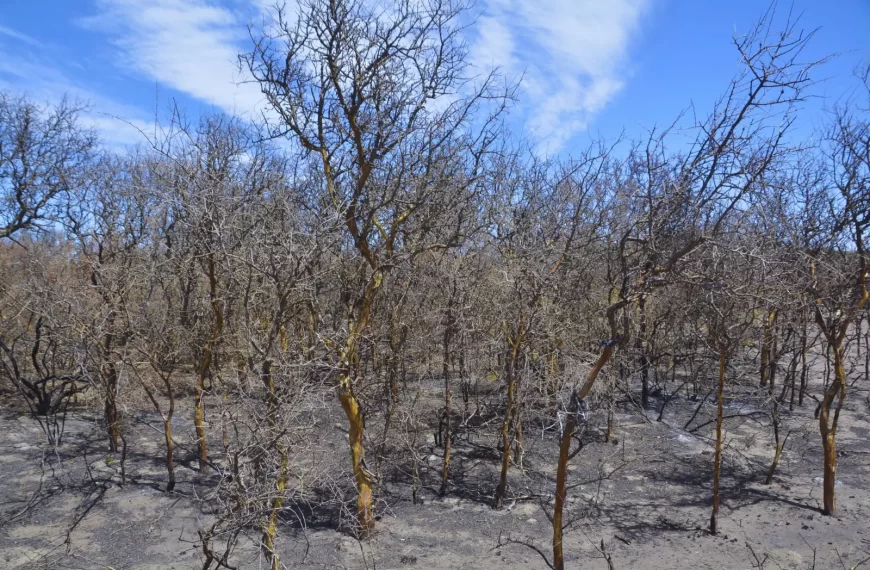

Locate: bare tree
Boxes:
[809,78,870,515]
[0,92,96,241]
[551,9,819,567]
[244,0,508,534]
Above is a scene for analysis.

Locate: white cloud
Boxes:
[470,0,648,153]
[0,39,155,149]
[3,1,646,153]
[83,114,157,148]
[71,0,647,150]
[0,24,43,47]
[472,15,516,71]
[79,0,266,118]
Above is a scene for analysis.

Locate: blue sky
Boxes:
[1,0,868,153]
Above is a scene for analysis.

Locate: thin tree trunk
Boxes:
[766,332,784,485]
[552,411,576,570]
[657,358,680,422]
[494,365,516,510]
[638,295,651,408]
[261,446,288,570]
[411,441,421,506]
[261,360,288,569]
[787,345,799,412]
[339,370,374,534]
[337,270,383,535]
[764,417,784,486]
[760,309,777,387]
[819,342,846,515]
[440,304,453,496]
[163,418,176,492]
[823,343,831,392]
[864,314,869,388]
[194,364,209,471]
[495,324,524,510]
[460,343,470,417]
[710,350,726,535]
[138,367,176,491]
[769,317,779,394]
[798,323,808,407]
[766,343,785,487]
[195,253,223,473]
[99,317,122,453]
[553,342,615,570]
[163,368,177,492]
[514,403,524,467]
[104,360,121,453]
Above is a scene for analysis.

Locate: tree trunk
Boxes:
[194,253,223,473]
[760,309,777,387]
[494,368,515,510]
[439,364,452,496]
[164,418,176,492]
[440,305,453,496]
[336,269,383,535]
[766,336,784,484]
[495,327,524,510]
[460,343,470,417]
[819,342,846,516]
[764,416,783,486]
[194,364,209,472]
[798,323,808,407]
[710,350,726,535]
[104,360,121,453]
[553,342,615,570]
[338,378,375,534]
[262,447,288,570]
[787,347,799,412]
[261,358,288,569]
[138,368,176,492]
[514,405,524,468]
[766,352,784,486]
[864,314,869,388]
[768,316,779,394]
[99,323,121,453]
[637,295,651,408]
[552,412,576,570]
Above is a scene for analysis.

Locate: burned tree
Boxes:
[551,11,818,568]
[0,92,96,241]
[809,81,870,516]
[244,0,507,534]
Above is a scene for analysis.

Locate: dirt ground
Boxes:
[2,367,870,570]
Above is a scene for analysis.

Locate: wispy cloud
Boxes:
[2,1,646,153]
[0,24,43,47]
[0,31,156,149]
[78,0,265,119]
[471,0,648,152]
[83,114,159,147]
[75,0,645,149]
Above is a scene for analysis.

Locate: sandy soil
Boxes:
[1,369,869,570]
